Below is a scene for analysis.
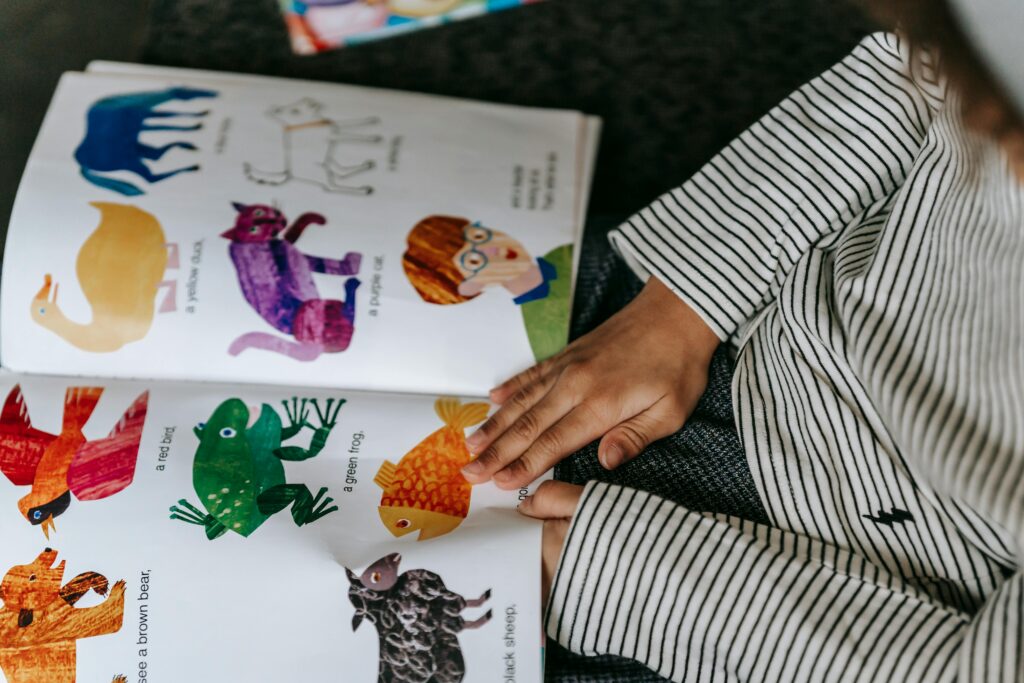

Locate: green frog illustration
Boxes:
[169,396,342,540]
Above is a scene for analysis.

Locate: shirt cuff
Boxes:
[544,481,723,667]
[609,218,745,343]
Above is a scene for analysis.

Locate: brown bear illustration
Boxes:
[0,548,125,683]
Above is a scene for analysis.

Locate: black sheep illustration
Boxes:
[346,553,492,683]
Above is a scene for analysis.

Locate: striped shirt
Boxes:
[546,33,1022,681]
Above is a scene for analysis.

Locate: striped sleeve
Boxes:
[608,32,938,341]
[546,482,1023,682]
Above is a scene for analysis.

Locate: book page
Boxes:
[2,71,588,396]
[82,63,600,296]
[0,372,543,681]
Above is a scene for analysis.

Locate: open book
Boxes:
[0,62,599,682]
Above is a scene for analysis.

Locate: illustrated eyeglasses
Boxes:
[459,223,493,275]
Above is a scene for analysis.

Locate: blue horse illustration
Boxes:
[74,86,219,196]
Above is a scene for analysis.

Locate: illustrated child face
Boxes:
[402,215,543,305]
[453,223,535,297]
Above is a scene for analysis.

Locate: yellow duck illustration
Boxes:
[31,202,178,352]
[375,398,489,541]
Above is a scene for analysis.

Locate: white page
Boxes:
[85,61,601,287]
[85,61,602,296]
[0,372,543,681]
[3,71,588,396]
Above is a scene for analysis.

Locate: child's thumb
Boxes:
[599,403,681,469]
[518,480,584,520]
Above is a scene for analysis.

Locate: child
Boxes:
[465,0,1024,679]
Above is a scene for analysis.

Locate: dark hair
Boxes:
[861,0,1022,130]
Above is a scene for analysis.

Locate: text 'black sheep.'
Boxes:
[346,553,492,683]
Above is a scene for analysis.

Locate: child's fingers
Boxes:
[492,403,613,489]
[465,385,575,484]
[518,480,585,520]
[488,352,562,404]
[466,371,557,455]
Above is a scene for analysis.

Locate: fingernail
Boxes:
[462,461,484,478]
[601,444,623,470]
[517,495,533,513]
[493,468,511,483]
[465,430,484,450]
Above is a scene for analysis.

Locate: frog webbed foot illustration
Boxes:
[274,397,346,461]
[279,396,312,440]
[257,484,338,526]
[306,397,345,455]
[169,499,228,540]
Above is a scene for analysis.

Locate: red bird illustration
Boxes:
[0,385,148,538]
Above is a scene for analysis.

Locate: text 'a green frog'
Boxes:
[169,397,343,540]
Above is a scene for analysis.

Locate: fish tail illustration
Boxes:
[374,461,397,490]
[434,398,489,431]
[62,387,104,433]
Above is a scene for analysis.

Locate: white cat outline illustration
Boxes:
[244,97,382,195]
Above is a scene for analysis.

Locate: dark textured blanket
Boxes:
[145,0,875,216]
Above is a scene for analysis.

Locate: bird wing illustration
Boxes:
[0,384,56,486]
[68,391,149,501]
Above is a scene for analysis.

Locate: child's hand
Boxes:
[463,277,719,489]
[518,481,585,607]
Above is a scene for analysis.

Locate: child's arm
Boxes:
[464,32,940,489]
[533,481,1020,682]
[610,31,938,342]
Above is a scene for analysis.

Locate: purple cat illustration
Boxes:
[223,202,361,361]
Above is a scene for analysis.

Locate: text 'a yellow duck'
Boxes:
[374,398,489,541]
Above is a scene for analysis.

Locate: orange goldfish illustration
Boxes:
[374,398,489,541]
[0,385,149,538]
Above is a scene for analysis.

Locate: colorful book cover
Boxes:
[280,0,544,55]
